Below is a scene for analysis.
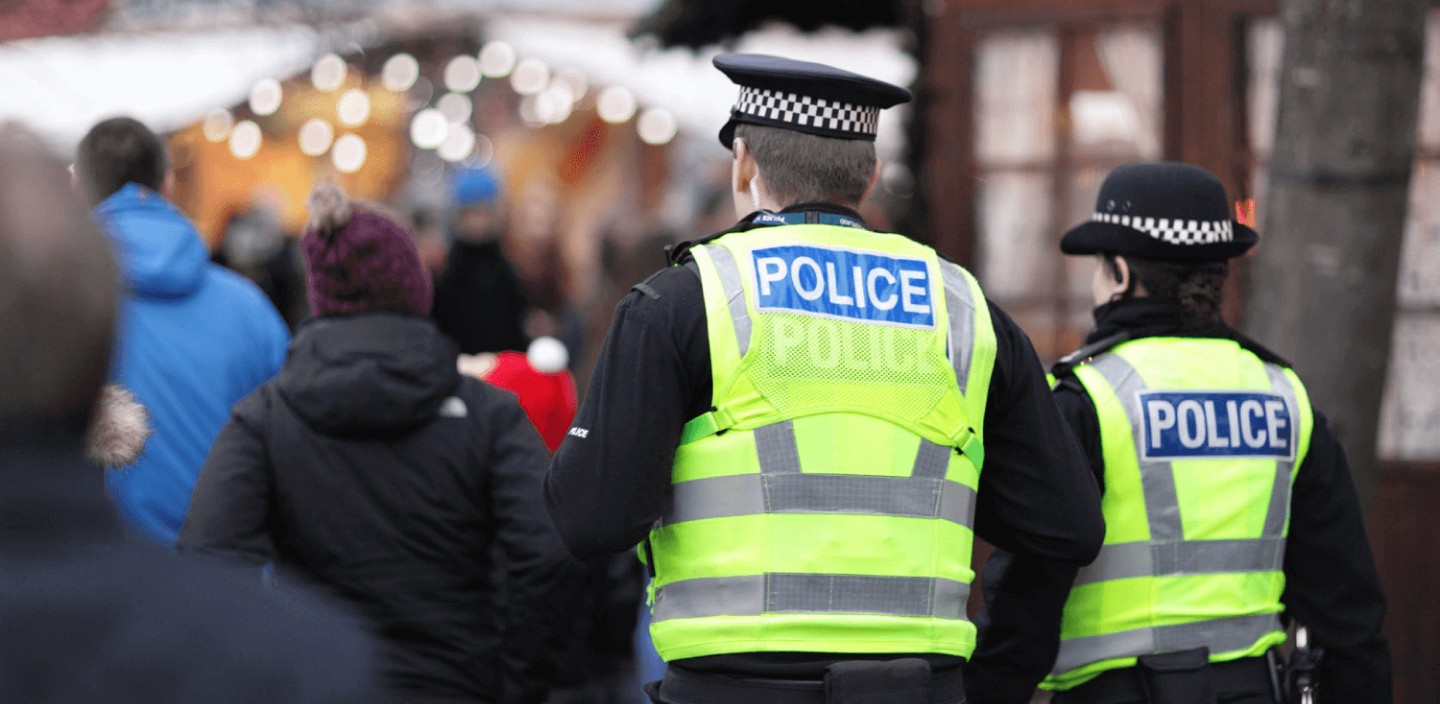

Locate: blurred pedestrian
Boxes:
[458,340,639,704]
[967,162,1392,704]
[180,183,573,704]
[432,166,531,354]
[0,128,384,704]
[410,205,450,278]
[545,55,1103,704]
[214,199,308,329]
[74,117,290,545]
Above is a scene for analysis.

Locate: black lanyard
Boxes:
[749,210,867,230]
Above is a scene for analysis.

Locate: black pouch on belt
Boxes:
[824,659,933,704]
[1137,648,1216,704]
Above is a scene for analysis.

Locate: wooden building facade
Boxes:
[918,2,1440,701]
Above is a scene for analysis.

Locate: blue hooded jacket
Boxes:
[97,184,289,545]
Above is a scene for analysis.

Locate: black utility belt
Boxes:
[656,659,965,704]
[1057,650,1277,704]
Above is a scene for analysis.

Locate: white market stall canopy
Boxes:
[0,25,326,151]
[0,16,916,156]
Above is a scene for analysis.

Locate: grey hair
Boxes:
[735,123,877,208]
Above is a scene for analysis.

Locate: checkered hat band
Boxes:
[734,86,881,137]
[1091,212,1235,245]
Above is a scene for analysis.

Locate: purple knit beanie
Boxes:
[302,183,433,317]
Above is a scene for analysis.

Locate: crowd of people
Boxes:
[0,51,1391,704]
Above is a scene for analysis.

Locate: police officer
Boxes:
[544,54,1105,704]
[966,162,1392,704]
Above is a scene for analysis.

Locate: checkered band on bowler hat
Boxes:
[734,86,881,139]
[714,53,911,148]
[1060,162,1259,261]
[1089,212,1235,246]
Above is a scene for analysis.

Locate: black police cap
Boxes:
[713,53,911,149]
[1060,162,1258,261]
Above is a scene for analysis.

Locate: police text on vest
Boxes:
[1138,391,1294,460]
[750,245,935,328]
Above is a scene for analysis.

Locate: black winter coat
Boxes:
[432,240,530,354]
[1,432,385,704]
[179,314,571,704]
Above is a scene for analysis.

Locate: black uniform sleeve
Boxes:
[483,384,578,704]
[966,374,1099,704]
[178,389,278,565]
[544,266,709,560]
[1281,412,1393,703]
[972,303,1105,564]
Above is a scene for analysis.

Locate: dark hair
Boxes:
[0,128,119,429]
[1105,254,1229,328]
[75,117,168,204]
[735,123,876,207]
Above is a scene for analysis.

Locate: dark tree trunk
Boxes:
[1245,0,1428,508]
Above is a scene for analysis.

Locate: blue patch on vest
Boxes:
[1138,391,1294,460]
[750,245,935,328]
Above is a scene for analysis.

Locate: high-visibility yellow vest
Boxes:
[1043,337,1314,690]
[646,224,998,662]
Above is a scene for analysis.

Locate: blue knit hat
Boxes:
[449,166,501,209]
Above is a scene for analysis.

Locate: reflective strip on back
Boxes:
[1262,365,1298,536]
[754,421,802,474]
[706,244,752,357]
[652,573,970,622]
[666,472,975,525]
[664,428,975,526]
[940,262,977,391]
[1051,613,1282,674]
[1073,538,1285,586]
[1094,353,1183,545]
[912,439,953,479]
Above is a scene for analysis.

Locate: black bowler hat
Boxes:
[713,53,911,149]
[1060,162,1258,260]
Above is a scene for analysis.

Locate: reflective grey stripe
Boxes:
[652,574,970,622]
[666,427,975,525]
[1073,538,1286,586]
[1094,353,1184,544]
[705,245,752,357]
[941,262,977,390]
[653,574,764,621]
[912,439,952,479]
[1052,613,1282,674]
[755,421,801,474]
[1262,365,1298,537]
[667,472,976,525]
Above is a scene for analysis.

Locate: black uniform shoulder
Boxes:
[624,263,702,305]
[665,213,773,266]
[630,264,701,302]
[1050,331,1134,380]
[1223,327,1294,368]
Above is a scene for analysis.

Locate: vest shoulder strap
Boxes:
[1051,331,1133,380]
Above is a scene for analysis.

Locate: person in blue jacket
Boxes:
[75,117,289,545]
